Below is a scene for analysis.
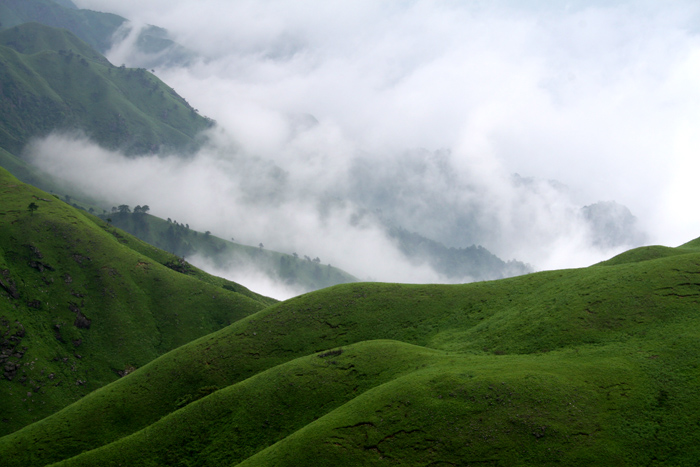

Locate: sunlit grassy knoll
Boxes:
[0,167,272,436]
[1,232,699,465]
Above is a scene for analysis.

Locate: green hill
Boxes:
[0,22,211,169]
[0,167,274,436]
[104,210,358,294]
[1,202,699,464]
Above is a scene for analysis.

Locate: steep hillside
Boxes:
[104,210,358,294]
[0,167,273,436]
[2,228,700,464]
[0,0,121,53]
[0,22,211,159]
[0,0,194,67]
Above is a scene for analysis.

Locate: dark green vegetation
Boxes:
[0,167,273,436]
[0,22,211,165]
[105,210,357,293]
[0,169,698,464]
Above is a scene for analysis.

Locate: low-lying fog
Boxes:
[38,0,700,298]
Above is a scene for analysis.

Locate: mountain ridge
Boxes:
[0,22,211,160]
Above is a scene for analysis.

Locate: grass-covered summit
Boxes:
[0,167,273,436]
[1,195,699,464]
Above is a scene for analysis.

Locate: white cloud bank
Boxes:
[49,0,700,296]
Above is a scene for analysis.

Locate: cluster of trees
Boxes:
[291,252,321,263]
[110,205,150,215]
[278,254,339,288]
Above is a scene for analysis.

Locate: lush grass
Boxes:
[0,224,699,464]
[0,167,272,436]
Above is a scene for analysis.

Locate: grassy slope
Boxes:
[0,147,63,194]
[0,167,273,436]
[0,240,698,465]
[0,23,211,158]
[106,212,358,293]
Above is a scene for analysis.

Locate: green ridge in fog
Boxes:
[0,22,211,160]
[104,210,358,294]
[0,167,273,436]
[1,182,699,464]
[0,0,124,53]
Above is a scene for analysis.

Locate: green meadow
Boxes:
[1,166,700,465]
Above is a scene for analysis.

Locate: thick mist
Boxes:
[44,0,700,296]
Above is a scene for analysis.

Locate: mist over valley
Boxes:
[7,0,687,297]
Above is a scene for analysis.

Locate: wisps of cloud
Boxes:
[53,0,700,294]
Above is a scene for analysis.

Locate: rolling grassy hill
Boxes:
[0,9,697,466]
[0,166,274,437]
[1,190,699,465]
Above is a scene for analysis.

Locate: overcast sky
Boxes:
[54,0,700,295]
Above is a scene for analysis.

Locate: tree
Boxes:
[27,202,38,216]
[118,205,131,214]
[141,205,150,214]
[259,243,264,249]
